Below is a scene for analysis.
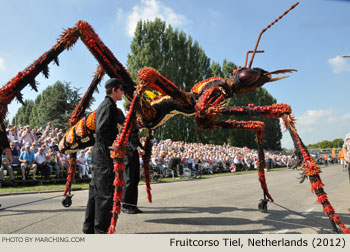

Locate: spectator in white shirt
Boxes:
[34,147,50,180]
[77,150,88,179]
[21,126,34,146]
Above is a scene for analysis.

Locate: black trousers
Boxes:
[36,163,50,178]
[122,149,140,207]
[83,174,114,234]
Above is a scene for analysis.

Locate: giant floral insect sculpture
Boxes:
[0,2,348,234]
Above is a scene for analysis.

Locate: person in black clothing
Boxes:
[82,78,125,234]
[10,141,20,159]
[122,105,143,214]
[0,123,13,189]
[168,155,182,177]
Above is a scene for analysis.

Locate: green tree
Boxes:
[11,100,34,126]
[307,138,344,149]
[12,81,82,130]
[332,138,344,148]
[127,18,212,142]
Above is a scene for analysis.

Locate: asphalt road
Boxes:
[0,164,349,234]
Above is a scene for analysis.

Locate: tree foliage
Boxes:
[12,81,81,130]
[127,18,212,143]
[11,100,34,127]
[307,138,344,149]
[127,18,282,149]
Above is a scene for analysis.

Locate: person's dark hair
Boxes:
[105,78,124,95]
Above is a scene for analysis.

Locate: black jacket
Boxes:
[92,96,124,176]
[0,123,9,153]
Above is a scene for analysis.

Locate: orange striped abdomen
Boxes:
[59,111,96,154]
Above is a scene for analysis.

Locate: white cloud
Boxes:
[124,0,187,37]
[116,8,124,22]
[296,109,333,126]
[281,108,349,149]
[0,57,6,71]
[327,116,338,123]
[342,113,350,120]
[328,55,350,74]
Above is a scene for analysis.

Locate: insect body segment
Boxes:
[59,112,96,154]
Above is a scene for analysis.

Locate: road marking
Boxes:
[301,207,314,216]
[276,229,289,234]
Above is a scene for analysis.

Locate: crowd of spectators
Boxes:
[0,122,92,183]
[145,138,300,178]
[1,122,301,184]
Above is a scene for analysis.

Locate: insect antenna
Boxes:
[244,50,264,68]
[248,2,299,69]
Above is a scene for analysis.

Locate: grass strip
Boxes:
[0,167,288,194]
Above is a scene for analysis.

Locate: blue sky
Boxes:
[1,0,350,149]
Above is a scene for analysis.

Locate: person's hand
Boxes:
[8,156,13,164]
